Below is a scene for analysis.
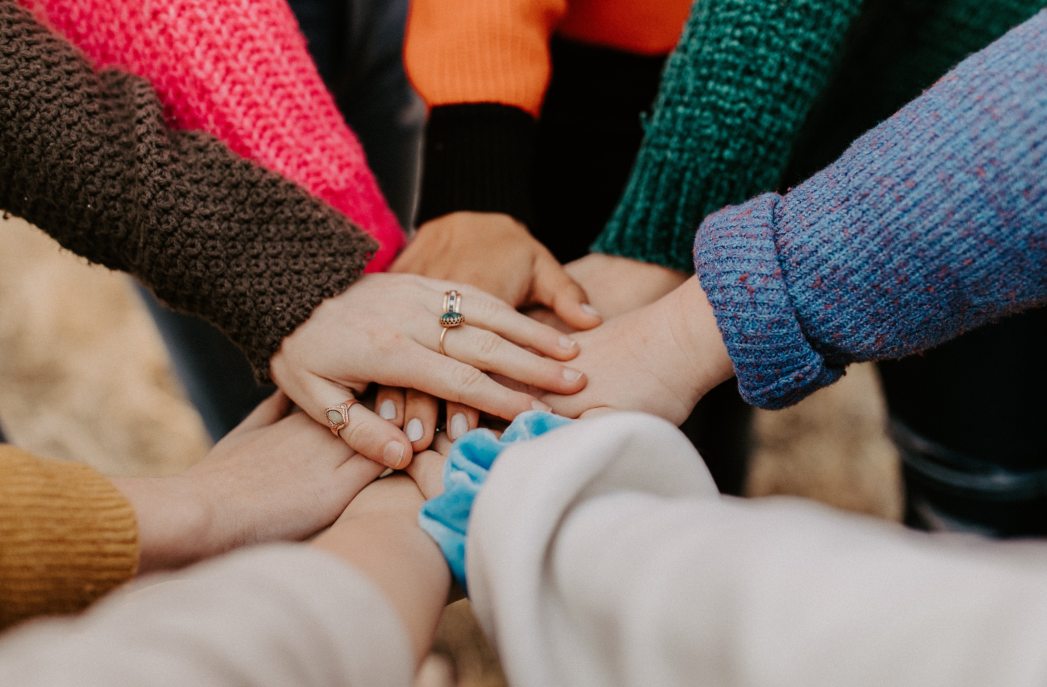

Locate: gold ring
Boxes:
[324,399,358,437]
[439,327,451,356]
[440,290,464,329]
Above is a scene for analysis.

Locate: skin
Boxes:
[112,392,384,573]
[270,273,586,470]
[541,277,735,423]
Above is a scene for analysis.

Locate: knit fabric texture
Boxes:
[694,11,1047,409]
[19,0,404,270]
[0,1,376,379]
[594,0,864,271]
[0,446,138,630]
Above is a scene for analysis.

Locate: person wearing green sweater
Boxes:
[589,0,1045,535]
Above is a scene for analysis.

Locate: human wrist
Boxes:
[663,277,734,399]
[111,474,213,573]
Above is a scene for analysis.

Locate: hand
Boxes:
[392,212,602,330]
[565,253,689,320]
[541,278,735,424]
[113,392,384,573]
[271,273,586,469]
[372,386,478,456]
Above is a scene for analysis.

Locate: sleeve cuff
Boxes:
[693,193,842,409]
[416,104,537,226]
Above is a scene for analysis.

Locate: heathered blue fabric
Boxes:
[695,11,1047,410]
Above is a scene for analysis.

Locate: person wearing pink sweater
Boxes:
[18,0,427,440]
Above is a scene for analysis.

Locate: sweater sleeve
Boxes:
[0,546,413,687]
[0,446,138,630]
[694,11,1047,409]
[17,0,404,271]
[405,0,568,225]
[593,0,865,272]
[0,1,377,379]
[468,413,1047,687]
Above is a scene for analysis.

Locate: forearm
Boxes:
[695,12,1047,408]
[0,2,376,377]
[595,0,864,271]
[0,545,415,687]
[19,0,404,269]
[312,476,450,665]
[0,447,138,629]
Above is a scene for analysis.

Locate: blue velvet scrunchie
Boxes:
[419,411,573,592]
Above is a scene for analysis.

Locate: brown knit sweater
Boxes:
[0,1,377,378]
[0,446,138,629]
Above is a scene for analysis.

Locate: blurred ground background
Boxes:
[0,215,902,686]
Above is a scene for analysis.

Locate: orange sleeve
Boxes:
[405,0,568,116]
[0,446,138,629]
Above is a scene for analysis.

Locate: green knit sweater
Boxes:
[593,0,1044,272]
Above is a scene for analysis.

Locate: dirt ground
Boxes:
[0,216,902,685]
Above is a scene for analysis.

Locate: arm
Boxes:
[0,1,376,378]
[695,10,1047,408]
[594,0,865,272]
[0,393,383,630]
[0,478,447,686]
[466,413,1047,687]
[18,0,404,269]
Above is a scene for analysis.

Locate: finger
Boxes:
[433,430,454,455]
[381,349,551,421]
[452,288,581,361]
[531,250,602,331]
[405,449,447,500]
[300,377,413,470]
[333,454,388,500]
[229,390,291,434]
[445,401,479,441]
[404,389,439,452]
[374,386,405,427]
[442,324,587,395]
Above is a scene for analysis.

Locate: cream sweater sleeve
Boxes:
[0,445,138,629]
[0,545,414,686]
[467,413,1047,687]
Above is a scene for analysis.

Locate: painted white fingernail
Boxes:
[450,413,469,439]
[406,418,424,442]
[581,303,601,318]
[383,441,406,469]
[559,335,578,351]
[531,400,552,412]
[563,367,583,383]
[379,399,397,420]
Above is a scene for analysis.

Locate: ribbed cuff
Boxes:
[0,448,138,628]
[416,104,537,226]
[694,193,842,409]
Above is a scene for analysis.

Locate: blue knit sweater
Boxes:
[694,11,1046,410]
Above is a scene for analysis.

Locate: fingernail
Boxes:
[383,441,406,469]
[559,335,578,351]
[581,303,601,318]
[379,399,396,420]
[531,400,552,412]
[406,418,424,442]
[450,413,469,439]
[562,367,583,383]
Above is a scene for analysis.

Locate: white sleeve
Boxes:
[467,412,1047,687]
[0,544,414,687]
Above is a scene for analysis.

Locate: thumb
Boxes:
[531,251,602,331]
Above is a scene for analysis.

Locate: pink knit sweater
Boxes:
[20,0,404,271]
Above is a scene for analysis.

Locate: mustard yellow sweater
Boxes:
[0,446,138,630]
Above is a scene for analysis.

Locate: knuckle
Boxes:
[475,331,502,359]
[450,364,486,394]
